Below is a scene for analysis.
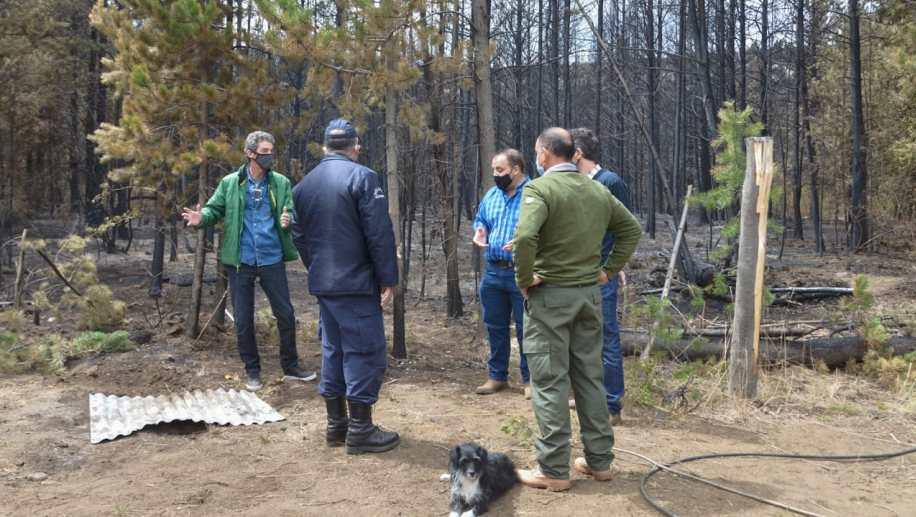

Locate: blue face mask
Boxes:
[536,163,545,176]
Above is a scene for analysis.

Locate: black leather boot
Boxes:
[325,397,348,447]
[345,400,400,455]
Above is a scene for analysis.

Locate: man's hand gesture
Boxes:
[181,204,203,227]
[280,206,291,229]
[472,227,488,248]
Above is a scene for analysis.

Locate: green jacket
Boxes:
[198,164,298,267]
[514,164,641,289]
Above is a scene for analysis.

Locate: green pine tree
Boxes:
[89,0,290,335]
[693,101,770,262]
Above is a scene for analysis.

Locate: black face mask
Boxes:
[494,174,513,191]
[253,152,274,172]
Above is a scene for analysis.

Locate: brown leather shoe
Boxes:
[517,467,572,491]
[573,457,614,481]
[475,379,508,395]
[609,412,622,427]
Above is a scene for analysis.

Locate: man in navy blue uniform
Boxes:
[472,149,531,397]
[290,119,400,455]
[570,127,632,427]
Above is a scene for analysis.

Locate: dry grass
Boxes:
[628,355,916,445]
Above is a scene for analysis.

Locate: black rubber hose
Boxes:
[639,445,916,516]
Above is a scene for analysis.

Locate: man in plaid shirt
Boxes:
[472,148,531,397]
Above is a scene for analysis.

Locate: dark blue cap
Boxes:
[324,118,358,142]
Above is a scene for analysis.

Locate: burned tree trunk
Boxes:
[847,0,869,251]
[186,99,209,337]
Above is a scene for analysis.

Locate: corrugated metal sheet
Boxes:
[89,389,284,444]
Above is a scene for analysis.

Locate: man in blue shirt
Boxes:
[291,119,400,455]
[473,148,531,397]
[182,131,315,391]
[570,127,633,426]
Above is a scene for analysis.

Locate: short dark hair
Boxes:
[495,148,525,175]
[569,127,600,161]
[325,136,358,151]
[537,127,575,161]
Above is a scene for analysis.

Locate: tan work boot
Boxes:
[523,385,532,400]
[609,412,622,427]
[517,467,572,491]
[573,457,615,481]
[475,379,508,395]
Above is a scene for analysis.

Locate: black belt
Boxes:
[539,282,597,289]
[488,260,514,269]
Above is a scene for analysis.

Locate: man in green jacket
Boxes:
[181,131,315,391]
[514,127,641,491]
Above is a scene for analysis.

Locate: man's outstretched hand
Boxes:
[181,204,203,227]
[472,227,488,248]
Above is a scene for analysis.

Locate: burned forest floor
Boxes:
[1,217,915,516]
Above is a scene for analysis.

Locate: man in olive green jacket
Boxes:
[514,128,641,491]
[182,131,315,391]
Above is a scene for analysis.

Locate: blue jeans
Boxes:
[480,265,529,383]
[317,294,388,405]
[226,262,299,375]
[601,278,624,414]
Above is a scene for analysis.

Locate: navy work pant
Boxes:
[317,294,388,405]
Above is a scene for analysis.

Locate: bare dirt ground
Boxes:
[1,220,915,516]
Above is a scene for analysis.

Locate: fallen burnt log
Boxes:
[621,330,916,369]
[685,323,835,340]
[768,287,853,306]
[637,286,853,305]
[639,285,855,306]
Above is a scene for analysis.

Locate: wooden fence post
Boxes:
[728,138,775,398]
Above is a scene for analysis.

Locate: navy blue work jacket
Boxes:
[290,154,399,296]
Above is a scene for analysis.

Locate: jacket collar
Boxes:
[321,153,355,164]
[236,163,273,185]
[544,162,579,176]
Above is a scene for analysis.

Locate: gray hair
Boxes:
[537,127,575,161]
[244,131,275,152]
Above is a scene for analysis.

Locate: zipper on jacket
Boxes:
[237,172,245,272]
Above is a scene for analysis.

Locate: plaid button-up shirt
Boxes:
[473,177,529,263]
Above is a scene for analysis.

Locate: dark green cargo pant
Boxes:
[523,284,615,479]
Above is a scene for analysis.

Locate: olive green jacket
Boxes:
[198,164,298,267]
[514,164,641,289]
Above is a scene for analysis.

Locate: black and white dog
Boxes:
[448,442,519,517]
